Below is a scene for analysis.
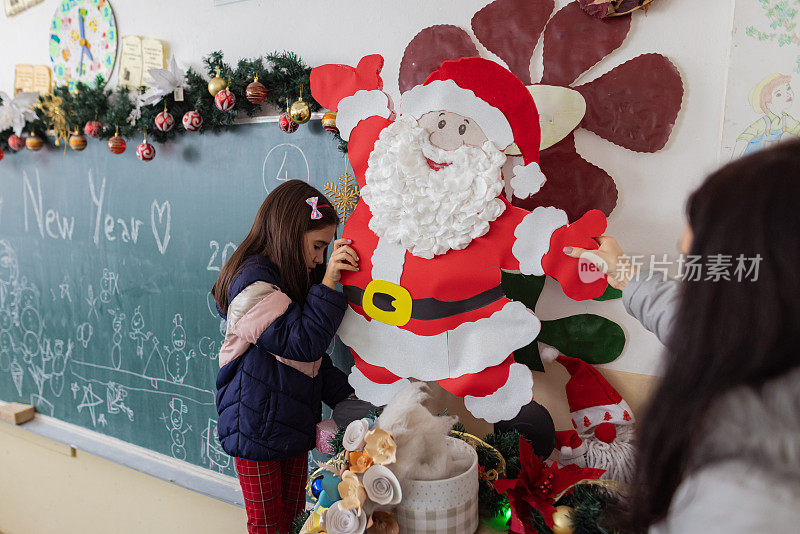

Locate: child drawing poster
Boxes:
[721,1,800,160]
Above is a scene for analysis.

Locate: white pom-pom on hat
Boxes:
[510,161,546,199]
[538,342,560,363]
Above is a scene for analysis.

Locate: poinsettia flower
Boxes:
[493,437,604,528]
[139,55,185,107]
[0,91,38,136]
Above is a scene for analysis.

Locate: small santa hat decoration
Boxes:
[400,57,546,199]
[543,351,635,433]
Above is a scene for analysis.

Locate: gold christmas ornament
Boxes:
[207,67,228,96]
[39,89,69,148]
[551,505,575,534]
[290,88,311,124]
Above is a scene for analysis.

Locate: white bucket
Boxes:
[396,437,479,534]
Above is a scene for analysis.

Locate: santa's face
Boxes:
[362,115,506,259]
[417,110,489,152]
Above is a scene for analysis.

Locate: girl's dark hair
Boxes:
[623,140,800,529]
[212,180,339,312]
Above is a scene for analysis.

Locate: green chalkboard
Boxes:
[0,120,352,477]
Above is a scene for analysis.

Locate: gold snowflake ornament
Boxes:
[323,172,360,224]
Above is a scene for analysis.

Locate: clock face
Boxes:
[49,0,118,91]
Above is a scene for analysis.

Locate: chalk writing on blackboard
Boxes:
[262,143,310,193]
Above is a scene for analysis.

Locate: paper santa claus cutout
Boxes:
[311,55,608,423]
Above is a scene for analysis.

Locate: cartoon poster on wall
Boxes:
[721,1,800,160]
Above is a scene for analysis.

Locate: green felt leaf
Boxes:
[502,272,546,371]
[594,284,622,301]
[538,314,625,364]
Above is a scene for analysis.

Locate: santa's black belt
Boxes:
[342,281,505,326]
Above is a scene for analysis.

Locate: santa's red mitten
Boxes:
[542,209,608,300]
[310,54,393,142]
[310,54,385,111]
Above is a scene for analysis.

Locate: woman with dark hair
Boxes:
[212,179,359,534]
[566,140,800,532]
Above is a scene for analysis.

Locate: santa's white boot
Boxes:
[463,362,534,423]
[349,365,412,407]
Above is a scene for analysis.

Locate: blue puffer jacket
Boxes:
[215,255,354,461]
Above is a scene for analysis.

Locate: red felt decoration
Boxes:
[541,2,631,87]
[310,54,385,111]
[576,53,684,152]
[493,437,604,528]
[541,209,608,301]
[398,25,479,93]
[594,422,617,443]
[513,133,618,223]
[471,0,555,85]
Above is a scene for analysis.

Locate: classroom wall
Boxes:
[0,1,734,532]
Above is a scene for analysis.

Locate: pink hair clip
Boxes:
[306,196,323,220]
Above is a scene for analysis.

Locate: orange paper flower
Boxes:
[364,428,397,465]
[337,470,367,513]
[349,451,374,473]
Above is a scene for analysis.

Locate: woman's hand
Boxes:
[323,238,359,290]
[563,236,638,290]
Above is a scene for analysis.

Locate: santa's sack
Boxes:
[395,437,479,534]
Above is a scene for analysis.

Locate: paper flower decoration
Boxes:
[343,418,371,452]
[0,91,38,137]
[139,56,186,107]
[326,500,368,534]
[349,450,374,474]
[337,470,368,513]
[364,428,397,465]
[363,464,402,506]
[493,437,604,529]
[398,0,683,222]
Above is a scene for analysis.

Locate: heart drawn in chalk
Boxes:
[151,200,171,255]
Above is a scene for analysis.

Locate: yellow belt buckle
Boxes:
[362,280,412,326]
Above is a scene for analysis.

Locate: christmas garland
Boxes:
[0,51,344,160]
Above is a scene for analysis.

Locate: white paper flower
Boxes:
[138,55,185,107]
[343,418,371,452]
[0,91,38,136]
[325,500,368,534]
[362,464,402,505]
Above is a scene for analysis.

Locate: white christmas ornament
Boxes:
[0,91,38,136]
[139,56,186,107]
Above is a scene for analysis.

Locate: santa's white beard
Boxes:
[362,116,507,259]
[562,425,637,484]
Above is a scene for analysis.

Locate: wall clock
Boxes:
[49,0,118,91]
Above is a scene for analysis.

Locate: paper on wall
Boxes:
[14,64,51,95]
[119,35,166,89]
[4,0,42,17]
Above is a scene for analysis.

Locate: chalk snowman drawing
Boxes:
[108,308,126,369]
[106,381,134,421]
[129,306,152,360]
[99,268,120,304]
[200,418,230,473]
[164,314,195,384]
[162,397,192,460]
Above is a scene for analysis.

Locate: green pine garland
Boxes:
[1,50,334,154]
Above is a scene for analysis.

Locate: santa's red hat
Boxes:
[548,353,635,432]
[399,57,546,199]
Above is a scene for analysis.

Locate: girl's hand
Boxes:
[563,236,638,290]
[323,239,359,289]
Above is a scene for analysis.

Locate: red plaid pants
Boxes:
[235,455,308,534]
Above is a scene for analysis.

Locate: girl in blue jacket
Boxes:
[211,179,359,534]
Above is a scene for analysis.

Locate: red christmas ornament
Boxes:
[8,134,24,151]
[278,112,298,133]
[108,135,126,154]
[154,111,175,132]
[136,138,156,162]
[246,77,267,104]
[69,133,88,151]
[26,134,44,152]
[84,120,103,138]
[182,110,203,132]
[215,88,236,111]
[0,147,4,161]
